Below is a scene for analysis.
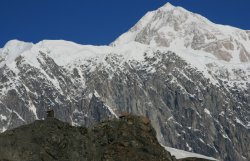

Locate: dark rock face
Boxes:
[0,51,249,161]
[0,115,176,161]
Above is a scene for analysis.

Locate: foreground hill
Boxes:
[0,115,215,161]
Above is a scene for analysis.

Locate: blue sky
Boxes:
[0,0,249,47]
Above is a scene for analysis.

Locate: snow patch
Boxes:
[0,114,7,121]
[204,108,211,116]
[104,104,118,118]
[93,90,101,98]
[235,117,249,129]
[186,143,192,151]
[1,127,7,133]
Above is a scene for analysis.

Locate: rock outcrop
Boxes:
[0,115,183,161]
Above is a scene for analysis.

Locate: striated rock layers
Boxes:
[0,49,249,161]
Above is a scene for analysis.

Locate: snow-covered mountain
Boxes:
[0,2,249,161]
[112,3,250,63]
[112,2,250,96]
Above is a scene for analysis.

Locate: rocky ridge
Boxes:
[0,115,215,161]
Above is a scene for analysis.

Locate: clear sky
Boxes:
[0,0,249,47]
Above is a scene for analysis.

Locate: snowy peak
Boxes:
[2,40,33,56]
[112,3,250,63]
[160,2,175,10]
[0,40,33,68]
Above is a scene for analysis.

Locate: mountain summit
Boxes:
[0,3,249,161]
[112,3,250,63]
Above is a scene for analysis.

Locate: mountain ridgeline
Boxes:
[0,2,249,161]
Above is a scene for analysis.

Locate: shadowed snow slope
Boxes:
[163,146,217,161]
